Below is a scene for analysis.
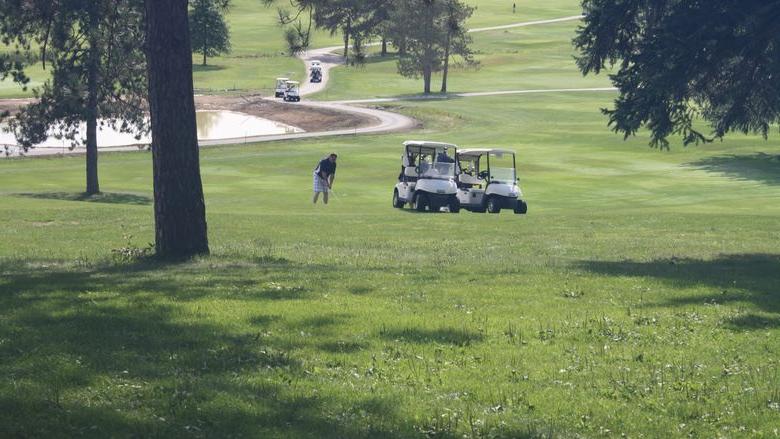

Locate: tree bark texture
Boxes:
[145,0,209,258]
[381,36,387,56]
[423,65,432,94]
[202,19,208,65]
[343,18,351,58]
[85,6,100,195]
[423,2,434,94]
[441,30,451,93]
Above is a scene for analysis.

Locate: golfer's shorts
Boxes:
[313,172,328,193]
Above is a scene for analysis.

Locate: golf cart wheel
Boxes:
[393,190,405,209]
[487,197,501,214]
[413,193,428,212]
[514,200,528,215]
[448,196,460,213]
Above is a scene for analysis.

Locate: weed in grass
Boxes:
[561,289,584,299]
[111,225,154,263]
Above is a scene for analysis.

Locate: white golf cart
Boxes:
[274,77,289,98]
[393,141,460,213]
[456,148,527,214]
[283,80,301,102]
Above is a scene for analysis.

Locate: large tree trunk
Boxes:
[423,65,432,94]
[381,36,387,57]
[202,19,208,65]
[397,39,406,56]
[85,7,100,195]
[343,18,351,59]
[145,0,209,259]
[441,31,451,93]
[422,3,434,95]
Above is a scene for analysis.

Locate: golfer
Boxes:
[313,153,337,204]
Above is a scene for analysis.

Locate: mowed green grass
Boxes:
[0,0,318,97]
[2,93,780,437]
[464,0,584,28]
[316,21,612,101]
[0,0,584,98]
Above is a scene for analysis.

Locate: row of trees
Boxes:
[0,0,230,195]
[0,0,147,195]
[1,0,209,258]
[269,0,476,94]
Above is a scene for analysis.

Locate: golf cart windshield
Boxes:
[490,167,516,183]
[408,145,456,180]
[488,152,516,183]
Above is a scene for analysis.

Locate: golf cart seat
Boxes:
[404,166,418,177]
[459,173,483,185]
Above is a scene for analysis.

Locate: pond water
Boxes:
[0,110,303,151]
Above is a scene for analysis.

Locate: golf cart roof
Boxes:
[403,140,458,150]
[311,60,321,65]
[276,77,289,81]
[458,148,515,157]
[286,80,300,85]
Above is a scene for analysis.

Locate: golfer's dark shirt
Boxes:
[316,158,337,177]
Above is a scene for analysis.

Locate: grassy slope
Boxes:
[315,21,611,101]
[0,0,317,98]
[0,0,583,98]
[464,0,584,27]
[2,93,780,437]
[2,0,780,437]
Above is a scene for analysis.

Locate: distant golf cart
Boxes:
[393,141,460,213]
[283,80,301,102]
[274,77,289,98]
[310,65,322,83]
[456,148,527,214]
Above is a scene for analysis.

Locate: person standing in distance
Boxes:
[313,153,337,204]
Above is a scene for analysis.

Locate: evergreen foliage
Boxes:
[574,0,780,148]
[389,0,474,94]
[189,0,232,66]
[0,0,147,194]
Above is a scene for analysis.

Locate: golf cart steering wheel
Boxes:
[478,170,489,180]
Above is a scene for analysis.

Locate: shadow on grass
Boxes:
[15,191,152,206]
[578,253,780,329]
[0,257,430,438]
[0,255,561,437]
[192,64,227,72]
[298,314,351,330]
[724,314,780,330]
[348,285,374,295]
[318,341,366,354]
[380,327,484,346]
[0,257,312,304]
[685,152,780,186]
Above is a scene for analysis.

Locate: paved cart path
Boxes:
[2,15,617,158]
